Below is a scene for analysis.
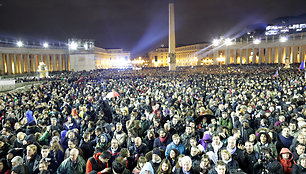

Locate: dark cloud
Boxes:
[0,0,305,57]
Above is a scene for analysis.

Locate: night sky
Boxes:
[0,0,305,57]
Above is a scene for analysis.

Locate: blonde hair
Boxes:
[27,144,37,153]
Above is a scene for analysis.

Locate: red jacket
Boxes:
[279,148,296,174]
[86,152,109,174]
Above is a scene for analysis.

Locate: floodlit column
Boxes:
[27,54,30,73]
[40,54,43,63]
[46,54,50,71]
[213,50,218,65]
[6,54,12,74]
[0,53,4,75]
[53,55,56,71]
[258,48,262,64]
[271,47,275,64]
[293,46,297,63]
[300,45,304,62]
[278,47,282,64]
[225,48,229,65]
[246,49,249,64]
[285,47,290,63]
[252,48,256,64]
[33,55,37,72]
[59,55,63,71]
[240,49,243,65]
[265,48,269,64]
[234,50,237,64]
[20,54,24,74]
[13,54,17,74]
[168,2,176,71]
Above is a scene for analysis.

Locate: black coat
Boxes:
[153,135,171,151]
[253,159,284,174]
[292,164,306,174]
[243,151,259,174]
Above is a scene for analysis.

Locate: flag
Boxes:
[273,70,278,78]
[299,60,305,71]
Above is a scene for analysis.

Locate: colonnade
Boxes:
[0,48,70,75]
[213,33,306,65]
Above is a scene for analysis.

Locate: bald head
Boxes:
[70,148,79,162]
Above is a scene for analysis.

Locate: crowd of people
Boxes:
[0,64,305,174]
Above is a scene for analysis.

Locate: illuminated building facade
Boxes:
[148,43,213,67]
[212,32,306,65]
[0,40,130,75]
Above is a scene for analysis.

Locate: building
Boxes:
[148,43,213,67]
[0,40,130,75]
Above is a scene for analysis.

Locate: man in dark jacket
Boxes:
[240,119,254,143]
[208,160,228,174]
[86,151,111,174]
[253,147,284,174]
[129,137,148,162]
[243,141,258,174]
[153,128,171,151]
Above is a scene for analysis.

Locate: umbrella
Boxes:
[194,113,215,125]
[106,91,120,98]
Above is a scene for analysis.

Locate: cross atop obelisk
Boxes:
[169,0,176,71]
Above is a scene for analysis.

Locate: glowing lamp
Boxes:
[69,41,78,50]
[212,39,221,46]
[43,42,49,48]
[253,39,261,44]
[225,38,232,46]
[279,36,288,42]
[16,41,23,47]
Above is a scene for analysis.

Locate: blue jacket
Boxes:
[165,142,185,157]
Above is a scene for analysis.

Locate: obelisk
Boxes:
[169,0,176,71]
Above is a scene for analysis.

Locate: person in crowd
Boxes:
[206,134,224,164]
[165,134,185,157]
[279,148,296,174]
[57,148,86,174]
[292,153,306,173]
[132,156,147,174]
[86,150,111,174]
[156,158,172,174]
[208,160,227,174]
[253,147,284,174]
[154,128,171,151]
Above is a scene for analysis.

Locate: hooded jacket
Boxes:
[198,134,212,151]
[279,148,296,174]
[140,162,154,174]
[86,152,108,174]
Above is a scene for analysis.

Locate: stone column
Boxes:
[27,54,30,73]
[240,49,243,65]
[13,54,17,74]
[271,47,275,64]
[20,54,24,74]
[293,46,298,63]
[225,48,230,65]
[213,50,218,65]
[0,53,4,75]
[278,47,282,64]
[53,55,56,71]
[252,48,256,64]
[234,49,237,64]
[265,48,269,64]
[258,48,262,64]
[285,47,290,63]
[246,48,249,64]
[59,55,63,71]
[33,55,37,72]
[6,54,12,75]
[46,54,50,71]
[300,45,304,62]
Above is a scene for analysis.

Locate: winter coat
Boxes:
[165,142,185,157]
[254,142,278,157]
[79,139,95,161]
[253,159,284,174]
[279,134,294,149]
[23,153,40,174]
[153,135,171,151]
[176,167,197,174]
[244,150,259,174]
[292,164,306,174]
[279,148,296,174]
[143,136,154,151]
[107,147,121,163]
[218,117,232,130]
[86,152,109,174]
[198,134,212,152]
[57,156,86,174]
[224,159,239,170]
[129,144,148,161]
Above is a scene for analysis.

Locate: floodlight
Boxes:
[253,39,261,44]
[212,39,220,46]
[43,42,49,48]
[16,41,23,47]
[279,36,288,42]
[224,38,232,46]
[69,41,78,50]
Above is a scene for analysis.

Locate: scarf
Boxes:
[227,146,237,155]
[159,135,167,143]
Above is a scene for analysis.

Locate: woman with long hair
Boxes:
[49,139,64,165]
[156,158,173,174]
